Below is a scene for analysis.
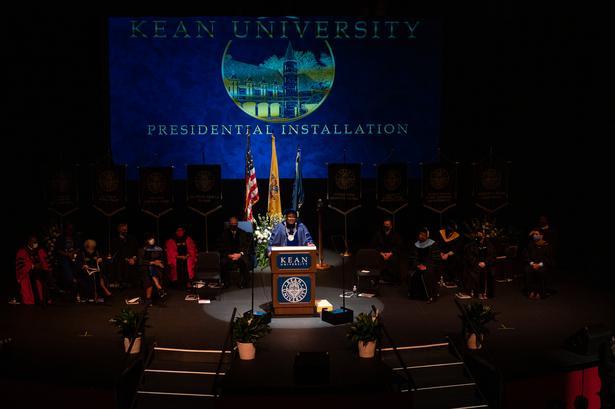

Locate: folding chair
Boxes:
[407,253,431,300]
[192,251,222,300]
[354,249,382,295]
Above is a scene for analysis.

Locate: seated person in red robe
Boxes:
[165,226,197,289]
[15,234,51,305]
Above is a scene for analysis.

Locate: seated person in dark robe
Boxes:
[524,229,554,300]
[219,216,252,289]
[76,239,112,303]
[138,233,167,306]
[56,223,82,298]
[371,217,403,284]
[457,230,496,300]
[438,221,464,289]
[268,209,315,253]
[408,228,440,303]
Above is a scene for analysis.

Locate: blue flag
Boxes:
[292,147,304,213]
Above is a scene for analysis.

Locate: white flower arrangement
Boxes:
[254,213,282,269]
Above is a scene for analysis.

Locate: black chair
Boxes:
[193,251,222,300]
[407,253,430,300]
[354,249,382,295]
[494,244,519,283]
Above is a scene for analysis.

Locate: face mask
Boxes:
[147,239,155,246]
[533,234,543,241]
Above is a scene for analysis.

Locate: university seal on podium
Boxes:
[281,276,308,303]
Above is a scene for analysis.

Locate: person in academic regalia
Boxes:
[533,215,558,269]
[438,221,464,289]
[268,209,314,253]
[76,239,112,303]
[524,229,554,300]
[56,223,82,297]
[219,216,253,289]
[458,229,496,300]
[165,226,197,289]
[371,217,404,284]
[108,223,139,288]
[408,228,441,303]
[15,234,52,305]
[138,233,167,306]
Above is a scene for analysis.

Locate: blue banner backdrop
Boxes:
[109,17,441,179]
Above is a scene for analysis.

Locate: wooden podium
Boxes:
[270,246,317,316]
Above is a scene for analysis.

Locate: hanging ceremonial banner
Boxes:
[327,163,361,213]
[47,166,79,217]
[377,163,408,213]
[186,164,222,216]
[421,162,458,214]
[139,167,174,217]
[473,160,510,213]
[92,164,126,216]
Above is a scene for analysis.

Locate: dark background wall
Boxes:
[6,3,611,292]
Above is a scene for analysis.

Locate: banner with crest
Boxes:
[421,162,458,214]
[327,163,361,213]
[139,167,173,217]
[186,165,222,216]
[92,164,126,216]
[473,160,510,213]
[47,165,79,217]
[377,163,408,213]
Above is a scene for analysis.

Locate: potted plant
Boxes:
[111,308,148,354]
[347,310,381,358]
[458,301,498,350]
[232,312,271,360]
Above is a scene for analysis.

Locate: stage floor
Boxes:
[2,263,614,407]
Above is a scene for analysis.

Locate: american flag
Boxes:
[244,133,259,222]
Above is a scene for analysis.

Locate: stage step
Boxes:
[411,384,489,409]
[380,341,488,408]
[139,370,217,395]
[153,346,233,364]
[380,342,462,369]
[133,345,233,408]
[134,392,216,409]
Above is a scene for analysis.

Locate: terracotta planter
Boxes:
[358,340,377,358]
[237,342,256,360]
[466,333,484,350]
[124,336,142,354]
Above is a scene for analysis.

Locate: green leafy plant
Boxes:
[458,301,498,337]
[111,308,148,338]
[347,311,381,346]
[232,312,271,344]
[253,213,282,269]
